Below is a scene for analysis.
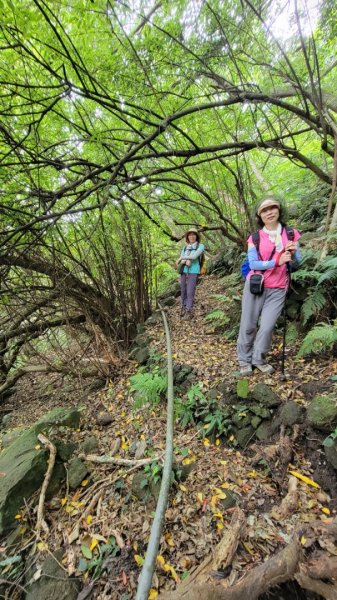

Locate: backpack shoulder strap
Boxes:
[251,231,261,259]
[284,225,294,241]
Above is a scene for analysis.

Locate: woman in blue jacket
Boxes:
[177,228,205,320]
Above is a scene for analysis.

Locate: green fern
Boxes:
[130,371,167,408]
[301,288,326,324]
[204,309,230,326]
[297,322,337,357]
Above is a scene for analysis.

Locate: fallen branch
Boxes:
[82,453,163,467]
[36,434,56,537]
[160,520,337,600]
[161,508,245,598]
[271,475,298,520]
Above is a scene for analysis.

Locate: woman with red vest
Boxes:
[237,198,301,376]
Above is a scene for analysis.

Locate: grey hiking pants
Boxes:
[237,280,287,365]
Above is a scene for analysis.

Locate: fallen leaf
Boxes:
[288,470,320,488]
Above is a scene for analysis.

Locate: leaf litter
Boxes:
[1,274,337,599]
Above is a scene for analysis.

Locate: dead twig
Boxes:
[81,453,163,467]
[35,433,56,537]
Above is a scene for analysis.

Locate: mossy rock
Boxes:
[25,550,80,600]
[251,383,281,408]
[307,395,337,432]
[0,407,81,533]
[235,426,255,448]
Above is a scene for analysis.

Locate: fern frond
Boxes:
[317,269,337,284]
[291,269,320,282]
[297,322,337,357]
[301,288,326,324]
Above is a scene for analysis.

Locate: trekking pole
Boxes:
[281,302,287,379]
[281,262,292,379]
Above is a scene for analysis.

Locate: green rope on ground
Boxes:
[135,306,174,600]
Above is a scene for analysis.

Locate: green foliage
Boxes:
[236,379,249,399]
[77,537,119,577]
[143,461,163,486]
[204,310,230,326]
[202,410,230,437]
[175,383,231,437]
[0,554,23,582]
[301,289,327,325]
[297,321,337,357]
[130,368,167,408]
[323,426,337,448]
[174,383,206,428]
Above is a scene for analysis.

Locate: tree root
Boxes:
[160,520,337,600]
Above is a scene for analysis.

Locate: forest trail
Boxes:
[2,273,337,599]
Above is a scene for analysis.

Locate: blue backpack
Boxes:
[241,227,294,279]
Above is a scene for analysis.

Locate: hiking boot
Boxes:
[182,311,192,321]
[239,363,252,376]
[253,363,275,374]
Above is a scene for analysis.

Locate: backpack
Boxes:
[241,226,295,279]
[199,251,206,276]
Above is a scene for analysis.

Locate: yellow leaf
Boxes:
[213,487,227,499]
[248,470,257,477]
[140,434,145,440]
[196,492,203,503]
[90,538,99,552]
[321,507,330,515]
[121,443,129,450]
[300,536,307,545]
[81,479,89,487]
[65,505,74,513]
[164,533,175,547]
[14,514,22,520]
[215,439,220,446]
[229,435,235,442]
[182,458,193,465]
[37,541,48,551]
[148,590,158,599]
[210,495,218,507]
[156,555,165,566]
[134,554,144,566]
[216,522,224,530]
[288,470,320,488]
[220,460,228,465]
[203,438,210,447]
[86,515,93,525]
[220,483,230,488]
[35,445,41,450]
[163,563,180,583]
[179,484,187,492]
[61,497,67,507]
[213,512,223,520]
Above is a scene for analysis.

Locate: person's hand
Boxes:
[278,250,292,265]
[285,241,296,254]
[186,259,191,266]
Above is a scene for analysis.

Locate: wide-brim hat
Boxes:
[185,228,200,241]
[257,198,280,216]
